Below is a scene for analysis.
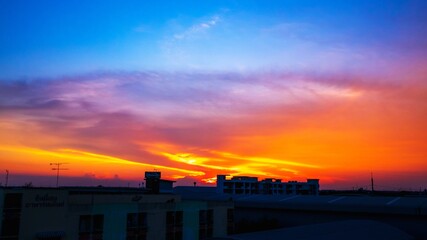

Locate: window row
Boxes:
[52,209,233,240]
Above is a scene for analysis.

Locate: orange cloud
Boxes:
[1,70,426,189]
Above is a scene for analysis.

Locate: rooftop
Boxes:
[227,220,414,240]
[174,186,427,216]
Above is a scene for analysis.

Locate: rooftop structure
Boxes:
[144,171,175,194]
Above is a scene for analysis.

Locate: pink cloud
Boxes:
[1,68,426,188]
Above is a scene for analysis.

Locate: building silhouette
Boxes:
[216,175,319,195]
[0,172,233,240]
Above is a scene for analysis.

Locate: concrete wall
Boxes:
[19,189,68,239]
[213,205,229,236]
[0,188,233,240]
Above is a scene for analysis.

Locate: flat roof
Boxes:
[174,187,427,216]
[228,220,414,240]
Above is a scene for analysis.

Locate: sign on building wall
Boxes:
[23,191,66,209]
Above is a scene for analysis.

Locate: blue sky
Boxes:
[1,0,426,79]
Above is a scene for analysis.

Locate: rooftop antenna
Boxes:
[50,163,68,187]
[371,172,374,192]
[5,170,9,187]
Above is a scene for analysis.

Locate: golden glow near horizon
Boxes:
[0,145,205,180]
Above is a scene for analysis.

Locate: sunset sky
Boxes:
[1,0,427,190]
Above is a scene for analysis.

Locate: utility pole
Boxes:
[50,163,68,187]
[5,170,9,187]
[371,172,374,192]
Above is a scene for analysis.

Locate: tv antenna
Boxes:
[50,163,68,187]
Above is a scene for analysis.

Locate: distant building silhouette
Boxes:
[216,175,319,195]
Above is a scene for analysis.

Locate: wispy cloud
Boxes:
[173,15,220,40]
[159,12,226,68]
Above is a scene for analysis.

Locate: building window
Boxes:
[227,209,234,235]
[126,212,147,240]
[1,193,22,240]
[78,214,104,240]
[199,209,213,240]
[166,211,183,240]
